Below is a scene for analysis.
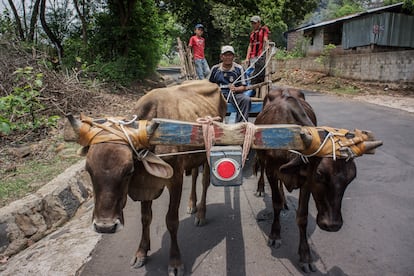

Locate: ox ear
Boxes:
[141,151,173,179]
[279,155,307,191]
[280,155,307,176]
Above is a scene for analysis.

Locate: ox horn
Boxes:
[300,130,313,149]
[66,113,82,136]
[363,140,383,154]
[145,120,159,136]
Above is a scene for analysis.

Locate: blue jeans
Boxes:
[194,58,210,80]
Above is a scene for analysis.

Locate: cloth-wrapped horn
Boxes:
[300,130,313,148]
[66,113,82,139]
[363,140,383,154]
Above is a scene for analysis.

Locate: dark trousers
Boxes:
[223,92,251,122]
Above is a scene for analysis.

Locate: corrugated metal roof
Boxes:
[291,2,404,32]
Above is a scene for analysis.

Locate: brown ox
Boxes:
[254,86,311,198]
[68,80,226,275]
[254,88,380,272]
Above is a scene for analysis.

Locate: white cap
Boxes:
[250,15,261,23]
[221,45,235,54]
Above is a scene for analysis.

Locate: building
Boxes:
[285,2,414,56]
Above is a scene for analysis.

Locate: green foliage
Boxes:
[0,10,15,39]
[86,0,162,84]
[386,0,414,14]
[61,37,89,70]
[157,11,185,65]
[334,1,363,18]
[276,36,310,59]
[165,0,318,64]
[0,67,59,135]
[90,55,145,85]
[315,44,336,70]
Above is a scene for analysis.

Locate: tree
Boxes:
[7,0,25,40]
[163,0,318,62]
[87,0,163,84]
[28,0,41,42]
[40,0,64,60]
[384,0,414,14]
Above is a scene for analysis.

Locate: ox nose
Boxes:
[317,216,343,232]
[93,219,123,233]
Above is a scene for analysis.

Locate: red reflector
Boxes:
[216,160,236,179]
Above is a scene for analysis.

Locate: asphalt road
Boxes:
[78,91,414,276]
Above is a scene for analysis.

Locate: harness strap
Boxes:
[78,115,151,150]
[296,126,369,160]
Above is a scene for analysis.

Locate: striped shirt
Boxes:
[248,26,269,58]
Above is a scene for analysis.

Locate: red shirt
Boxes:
[188,35,205,59]
[248,26,269,58]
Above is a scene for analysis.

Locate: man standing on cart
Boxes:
[244,15,270,84]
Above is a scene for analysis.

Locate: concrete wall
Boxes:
[275,50,414,83]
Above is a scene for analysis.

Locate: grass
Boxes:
[0,141,82,208]
[331,85,361,95]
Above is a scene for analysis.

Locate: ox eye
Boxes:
[315,170,328,183]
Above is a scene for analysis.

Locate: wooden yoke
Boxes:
[71,115,382,159]
[149,119,382,158]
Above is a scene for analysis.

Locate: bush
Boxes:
[0,67,59,135]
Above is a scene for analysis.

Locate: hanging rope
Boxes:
[242,122,256,166]
[196,116,222,166]
[225,42,275,123]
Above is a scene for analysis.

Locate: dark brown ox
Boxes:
[68,80,226,275]
[254,86,310,198]
[254,88,380,273]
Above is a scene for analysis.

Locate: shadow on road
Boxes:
[144,186,246,275]
[256,192,347,275]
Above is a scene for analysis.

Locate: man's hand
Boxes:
[230,84,246,93]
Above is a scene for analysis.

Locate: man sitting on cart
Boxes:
[208,45,251,123]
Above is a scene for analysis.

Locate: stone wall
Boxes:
[275,50,414,83]
[0,160,92,258]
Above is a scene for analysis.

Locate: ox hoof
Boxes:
[130,255,147,269]
[168,264,185,276]
[194,217,206,227]
[187,206,197,214]
[254,191,265,197]
[267,238,282,248]
[299,262,317,273]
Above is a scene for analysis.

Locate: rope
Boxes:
[231,42,275,86]
[226,42,275,123]
[243,43,276,83]
[229,91,249,122]
[242,122,256,166]
[289,131,338,162]
[196,116,222,166]
[107,115,146,158]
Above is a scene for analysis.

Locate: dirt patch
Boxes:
[276,68,413,97]
[274,68,414,113]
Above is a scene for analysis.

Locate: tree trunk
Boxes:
[73,0,88,48]
[40,0,64,60]
[7,0,25,40]
[114,0,137,56]
[28,0,41,42]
